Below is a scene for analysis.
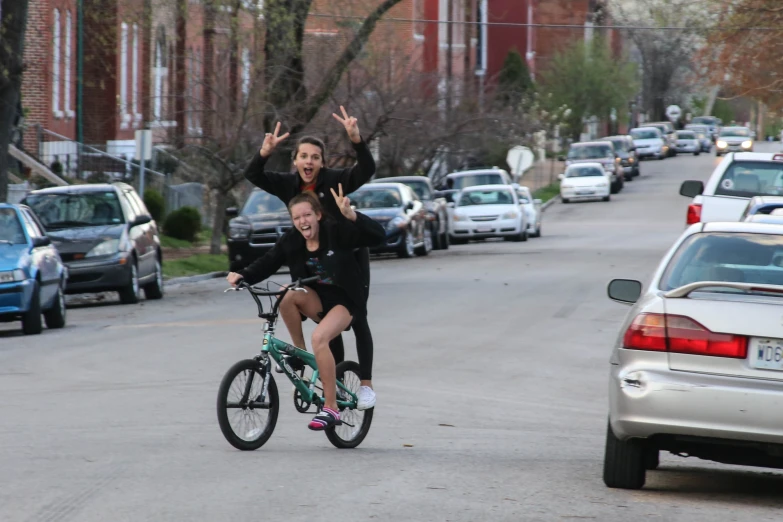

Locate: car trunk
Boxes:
[665,293,783,382]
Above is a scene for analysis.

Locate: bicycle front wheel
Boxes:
[217,359,279,450]
[326,361,373,449]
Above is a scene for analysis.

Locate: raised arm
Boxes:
[330,184,385,248]
[332,106,376,193]
[244,122,293,196]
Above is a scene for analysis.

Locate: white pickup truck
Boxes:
[679,152,783,224]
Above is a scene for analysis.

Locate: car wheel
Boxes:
[415,227,432,256]
[694,152,700,156]
[119,259,141,304]
[397,232,415,258]
[21,280,43,335]
[645,448,660,470]
[625,173,632,182]
[143,257,164,300]
[603,195,611,202]
[450,236,467,245]
[603,420,646,490]
[562,198,569,204]
[716,151,721,156]
[535,223,541,237]
[431,222,442,250]
[43,281,66,329]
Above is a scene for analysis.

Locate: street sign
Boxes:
[507,146,534,176]
[134,130,152,161]
[666,105,682,122]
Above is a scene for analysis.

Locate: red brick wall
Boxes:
[486,0,530,83]
[21,0,78,152]
[82,0,118,143]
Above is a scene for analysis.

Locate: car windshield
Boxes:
[686,125,708,133]
[693,116,720,126]
[720,128,750,137]
[242,191,287,216]
[677,131,696,139]
[449,173,504,189]
[608,139,628,152]
[458,189,515,207]
[630,129,659,140]
[568,145,613,160]
[402,181,430,200]
[0,208,26,244]
[565,166,604,178]
[660,232,783,292]
[350,188,403,209]
[714,161,783,198]
[24,192,125,229]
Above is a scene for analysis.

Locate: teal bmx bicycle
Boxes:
[216,277,373,450]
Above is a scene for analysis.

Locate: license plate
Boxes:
[476,226,493,233]
[749,338,783,371]
[577,190,594,195]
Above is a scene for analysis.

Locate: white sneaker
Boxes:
[357,386,376,410]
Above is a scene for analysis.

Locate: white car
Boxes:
[449,185,529,243]
[716,126,754,156]
[604,221,783,490]
[674,130,701,155]
[679,152,783,224]
[558,163,611,203]
[630,127,667,160]
[512,184,542,237]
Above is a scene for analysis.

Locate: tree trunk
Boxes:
[0,0,30,202]
[210,188,227,255]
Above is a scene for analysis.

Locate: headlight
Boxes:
[228,226,250,239]
[501,211,519,219]
[561,184,573,189]
[387,216,406,230]
[0,269,26,283]
[742,140,752,148]
[596,182,608,188]
[628,157,635,163]
[86,239,120,257]
[717,140,728,148]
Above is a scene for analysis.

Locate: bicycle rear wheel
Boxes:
[217,359,279,450]
[325,361,373,449]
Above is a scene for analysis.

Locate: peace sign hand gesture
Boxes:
[259,122,290,158]
[332,106,361,144]
[330,183,356,222]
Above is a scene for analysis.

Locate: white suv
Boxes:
[679,152,783,225]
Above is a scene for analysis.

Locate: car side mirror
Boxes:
[130,215,152,227]
[558,173,565,181]
[447,202,455,208]
[607,279,642,304]
[557,155,565,162]
[405,201,415,212]
[226,207,239,218]
[680,180,704,198]
[32,236,51,248]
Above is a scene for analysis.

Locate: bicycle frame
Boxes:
[236,280,357,411]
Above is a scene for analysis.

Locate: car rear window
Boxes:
[677,131,696,139]
[458,189,515,206]
[450,174,504,189]
[660,232,783,291]
[565,166,604,178]
[714,161,783,198]
[630,129,659,140]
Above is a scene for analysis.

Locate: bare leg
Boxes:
[279,286,322,349]
[311,305,353,411]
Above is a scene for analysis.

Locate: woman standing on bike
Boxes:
[226,188,384,430]
[243,107,378,410]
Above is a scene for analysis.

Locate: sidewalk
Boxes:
[518,159,561,193]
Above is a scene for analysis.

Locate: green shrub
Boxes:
[163,206,202,242]
[144,189,165,223]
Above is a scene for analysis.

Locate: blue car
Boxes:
[0,203,67,335]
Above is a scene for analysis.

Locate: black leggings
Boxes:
[327,247,373,380]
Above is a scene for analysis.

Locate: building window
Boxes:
[241,47,250,104]
[64,11,72,118]
[132,23,141,123]
[52,9,62,118]
[153,28,168,121]
[120,22,129,127]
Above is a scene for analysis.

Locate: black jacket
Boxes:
[238,213,385,316]
[244,139,376,220]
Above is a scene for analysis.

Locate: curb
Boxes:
[164,271,228,286]
[541,195,560,211]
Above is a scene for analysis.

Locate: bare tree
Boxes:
[0,0,30,202]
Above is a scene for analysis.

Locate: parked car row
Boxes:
[0,182,164,335]
[603,149,783,490]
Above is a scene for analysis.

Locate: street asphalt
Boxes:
[2,143,783,522]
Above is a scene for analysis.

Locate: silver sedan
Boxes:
[603,221,783,489]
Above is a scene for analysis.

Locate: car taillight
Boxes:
[623,313,667,351]
[622,313,747,358]
[686,203,702,224]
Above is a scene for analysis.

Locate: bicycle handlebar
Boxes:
[224,275,320,296]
